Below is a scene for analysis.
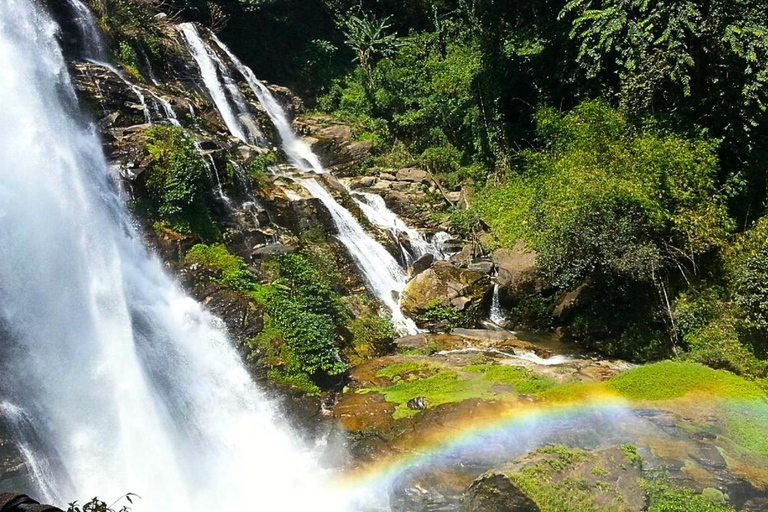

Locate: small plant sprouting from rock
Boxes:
[67,493,138,512]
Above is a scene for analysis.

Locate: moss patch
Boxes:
[506,445,633,512]
[607,361,765,401]
[722,401,768,458]
[539,361,767,404]
[362,362,557,419]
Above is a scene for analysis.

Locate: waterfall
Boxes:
[177,23,262,145]
[301,181,418,335]
[210,33,325,174]
[489,283,507,325]
[353,191,444,265]
[206,31,420,335]
[64,0,106,61]
[0,2,340,510]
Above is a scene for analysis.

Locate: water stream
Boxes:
[0,2,338,510]
[177,23,262,145]
[204,29,421,335]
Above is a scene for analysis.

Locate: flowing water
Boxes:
[210,33,325,174]
[177,23,262,145]
[353,191,443,265]
[0,2,339,510]
[64,0,106,60]
[489,283,507,325]
[204,29,420,334]
[301,180,419,335]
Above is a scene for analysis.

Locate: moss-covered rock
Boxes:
[401,261,491,330]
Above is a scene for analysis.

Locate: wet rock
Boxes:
[468,260,494,275]
[465,473,540,512]
[401,261,492,327]
[396,167,430,184]
[251,243,298,260]
[410,253,434,277]
[407,397,428,410]
[553,283,592,324]
[493,241,543,303]
[299,116,372,173]
[349,176,376,189]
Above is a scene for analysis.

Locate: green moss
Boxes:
[619,444,644,465]
[506,446,615,512]
[607,361,765,401]
[721,401,768,458]
[376,361,438,379]
[267,369,322,397]
[363,361,556,419]
[185,244,257,291]
[644,471,736,511]
[464,364,557,394]
[538,361,767,406]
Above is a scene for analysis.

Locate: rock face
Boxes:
[493,241,543,303]
[296,116,373,173]
[466,445,645,512]
[465,473,541,512]
[401,261,492,329]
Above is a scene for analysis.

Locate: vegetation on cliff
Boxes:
[165,0,768,378]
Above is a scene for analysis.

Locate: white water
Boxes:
[210,32,325,174]
[0,2,340,510]
[436,347,574,366]
[302,181,418,335]
[489,283,507,325]
[353,191,445,265]
[65,0,106,60]
[178,23,262,145]
[207,30,419,335]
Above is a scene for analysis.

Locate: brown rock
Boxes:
[401,261,491,323]
[493,241,542,303]
[396,167,429,183]
[464,473,540,512]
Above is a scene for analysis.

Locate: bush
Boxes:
[143,125,217,240]
[256,252,348,382]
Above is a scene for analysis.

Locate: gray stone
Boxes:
[396,167,429,183]
[468,260,494,275]
[410,253,434,277]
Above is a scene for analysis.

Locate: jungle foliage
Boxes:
[140,0,768,370]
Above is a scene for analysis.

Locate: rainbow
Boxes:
[334,392,629,494]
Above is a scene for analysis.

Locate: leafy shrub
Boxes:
[143,125,217,240]
[256,252,348,382]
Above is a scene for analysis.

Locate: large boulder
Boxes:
[465,445,645,512]
[465,473,540,512]
[493,241,543,303]
[401,261,492,329]
[297,116,373,174]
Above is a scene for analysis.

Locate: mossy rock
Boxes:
[466,445,645,512]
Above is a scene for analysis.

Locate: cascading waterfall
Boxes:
[64,0,106,60]
[177,23,262,146]
[210,34,325,174]
[353,191,444,265]
[302,180,419,335]
[0,2,342,510]
[489,283,507,325]
[204,30,420,335]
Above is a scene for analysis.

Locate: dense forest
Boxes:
[108,0,768,381]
